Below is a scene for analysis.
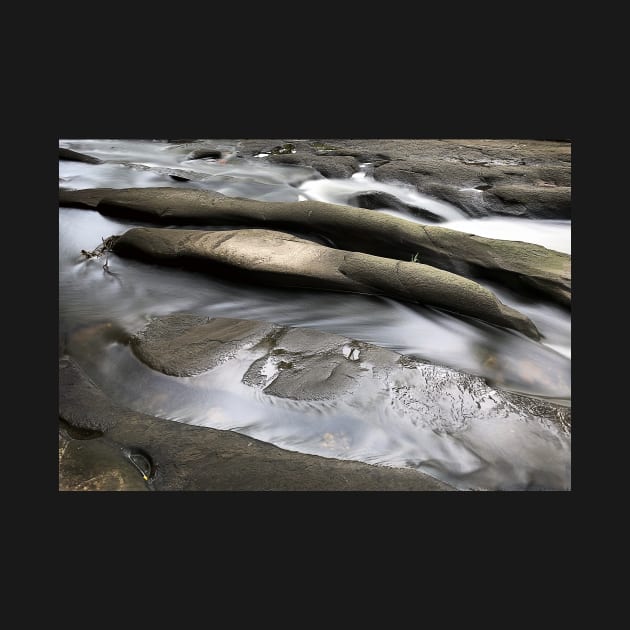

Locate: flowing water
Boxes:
[59,139,571,490]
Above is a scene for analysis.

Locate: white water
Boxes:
[442,216,570,254]
[59,139,571,490]
[299,173,468,222]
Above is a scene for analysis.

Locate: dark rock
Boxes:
[270,143,296,155]
[236,139,293,156]
[111,227,540,339]
[59,425,147,491]
[268,154,359,179]
[187,148,223,160]
[364,139,571,219]
[234,139,571,219]
[59,147,102,164]
[313,149,390,165]
[130,314,567,420]
[131,314,277,377]
[59,356,454,491]
[483,184,571,219]
[59,186,570,306]
[169,174,190,182]
[233,139,360,178]
[62,420,147,493]
[125,314,570,490]
[350,191,444,223]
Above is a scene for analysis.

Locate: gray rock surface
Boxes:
[59,186,570,306]
[129,315,570,430]
[131,314,277,377]
[348,191,444,222]
[59,356,454,491]
[129,313,571,491]
[187,148,222,160]
[59,423,147,491]
[59,147,102,164]
[110,227,541,338]
[235,139,571,219]
[267,153,359,178]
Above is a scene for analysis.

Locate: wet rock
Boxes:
[59,356,453,491]
[242,327,392,401]
[235,139,571,219]
[111,227,541,339]
[313,149,390,167]
[59,356,123,432]
[59,187,571,306]
[129,315,567,422]
[233,139,360,178]
[59,147,102,164]
[267,154,359,179]
[59,425,147,491]
[482,184,571,219]
[239,139,390,168]
[349,191,444,223]
[187,148,223,160]
[270,143,296,155]
[131,314,277,377]
[366,140,570,219]
[125,316,570,489]
[236,139,292,156]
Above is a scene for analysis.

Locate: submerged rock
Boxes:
[186,148,222,160]
[110,227,541,339]
[349,191,444,222]
[59,186,571,306]
[130,314,568,421]
[124,314,571,490]
[59,356,453,491]
[131,314,277,377]
[59,147,102,164]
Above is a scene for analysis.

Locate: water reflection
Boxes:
[64,319,569,491]
[59,139,571,490]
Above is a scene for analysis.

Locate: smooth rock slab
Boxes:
[267,153,359,179]
[131,314,277,377]
[131,314,569,426]
[111,227,541,339]
[349,191,444,223]
[235,139,571,219]
[59,425,147,491]
[126,314,571,489]
[59,147,102,164]
[59,356,453,491]
[59,186,571,306]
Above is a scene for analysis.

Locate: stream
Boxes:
[59,139,571,490]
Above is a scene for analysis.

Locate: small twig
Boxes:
[80,235,118,260]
